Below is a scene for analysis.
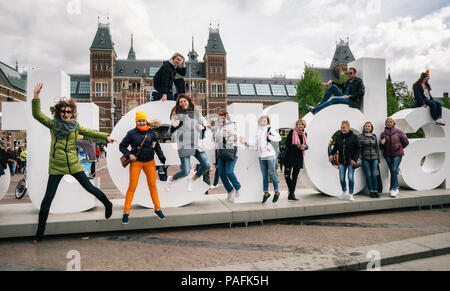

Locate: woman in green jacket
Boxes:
[32,83,117,242]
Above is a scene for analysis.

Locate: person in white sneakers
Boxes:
[240,115,282,203]
[380,118,409,198]
[214,111,241,201]
[165,94,211,192]
[329,121,361,202]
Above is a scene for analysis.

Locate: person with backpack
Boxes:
[240,115,282,203]
[329,120,360,202]
[380,118,409,198]
[152,53,186,101]
[284,120,308,202]
[119,111,167,224]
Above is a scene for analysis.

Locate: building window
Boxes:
[95,82,108,97]
[114,81,122,93]
[211,84,223,97]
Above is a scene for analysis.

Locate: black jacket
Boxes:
[120,128,166,164]
[153,61,187,95]
[284,130,308,169]
[330,130,360,165]
[359,133,380,161]
[333,77,365,109]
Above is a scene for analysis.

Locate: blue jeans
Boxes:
[385,156,402,190]
[173,150,211,181]
[362,160,378,192]
[152,78,186,101]
[212,167,219,186]
[313,85,350,113]
[218,157,241,193]
[425,100,442,120]
[338,164,355,194]
[259,157,279,192]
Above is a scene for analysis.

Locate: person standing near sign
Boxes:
[152,53,186,101]
[240,115,282,203]
[214,111,241,201]
[119,111,167,224]
[32,83,117,242]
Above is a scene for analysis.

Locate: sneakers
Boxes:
[154,210,166,220]
[235,189,241,198]
[187,176,194,192]
[435,118,446,126]
[227,190,235,201]
[338,192,349,200]
[390,189,399,198]
[262,192,271,203]
[273,191,280,203]
[122,213,129,225]
[348,195,355,202]
[306,104,316,114]
[210,184,220,189]
[165,176,174,192]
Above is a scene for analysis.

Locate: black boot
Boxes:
[105,201,113,219]
[288,192,299,201]
[273,191,280,203]
[262,192,271,203]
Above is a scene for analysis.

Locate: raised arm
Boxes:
[32,83,56,129]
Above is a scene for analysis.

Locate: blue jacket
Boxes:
[120,128,166,163]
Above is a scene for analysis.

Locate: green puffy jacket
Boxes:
[32,99,109,175]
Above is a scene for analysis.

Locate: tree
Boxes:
[443,94,450,110]
[386,80,399,117]
[296,64,325,117]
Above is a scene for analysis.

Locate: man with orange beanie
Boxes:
[119,111,167,223]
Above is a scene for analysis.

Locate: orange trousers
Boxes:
[124,160,160,214]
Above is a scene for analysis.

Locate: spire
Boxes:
[90,18,115,51]
[188,35,199,62]
[127,33,136,61]
[387,67,392,82]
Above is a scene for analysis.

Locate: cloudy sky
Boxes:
[1,0,449,95]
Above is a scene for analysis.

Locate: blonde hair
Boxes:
[296,119,307,129]
[171,52,184,60]
[341,120,350,128]
[258,115,270,126]
[385,118,396,126]
[148,120,161,129]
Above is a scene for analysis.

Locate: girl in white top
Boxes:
[240,115,282,203]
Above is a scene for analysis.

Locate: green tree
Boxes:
[443,94,450,110]
[386,80,399,116]
[296,64,325,117]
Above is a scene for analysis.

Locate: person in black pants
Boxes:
[32,83,117,242]
[284,120,308,201]
[152,53,186,101]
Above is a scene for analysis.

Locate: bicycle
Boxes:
[15,168,27,199]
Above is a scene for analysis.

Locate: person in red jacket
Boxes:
[380,118,409,198]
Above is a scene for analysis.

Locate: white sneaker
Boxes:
[166,176,174,192]
[210,184,220,189]
[338,191,349,200]
[187,177,193,192]
[435,119,446,126]
[227,190,235,201]
[235,189,241,198]
[390,190,397,198]
[394,189,400,197]
[348,195,355,202]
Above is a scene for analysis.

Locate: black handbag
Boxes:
[218,137,237,161]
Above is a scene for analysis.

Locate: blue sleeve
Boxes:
[414,85,425,106]
[119,132,132,158]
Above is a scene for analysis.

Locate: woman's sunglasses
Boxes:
[61,110,73,114]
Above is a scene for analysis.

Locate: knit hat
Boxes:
[135,111,148,122]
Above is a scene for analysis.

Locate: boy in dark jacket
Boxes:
[307,67,365,114]
[152,53,186,101]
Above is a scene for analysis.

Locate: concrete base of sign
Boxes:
[0,189,449,239]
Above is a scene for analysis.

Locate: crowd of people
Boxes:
[26,53,446,242]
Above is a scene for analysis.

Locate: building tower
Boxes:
[127,33,136,61]
[330,38,355,78]
[204,25,227,115]
[89,19,117,132]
